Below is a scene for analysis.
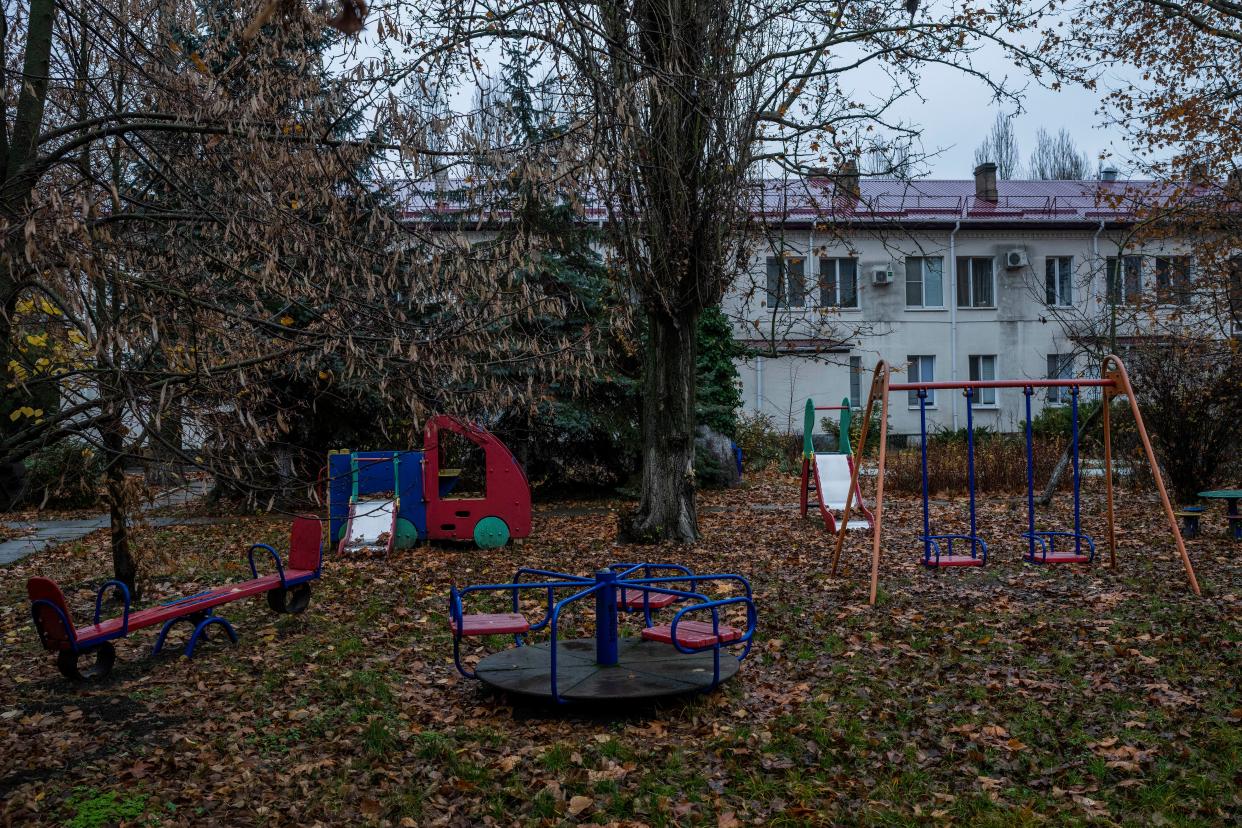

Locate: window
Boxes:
[968,355,997,406]
[1047,353,1074,403]
[1106,255,1143,305]
[765,255,805,310]
[906,355,935,407]
[849,356,862,408]
[1045,256,1073,306]
[956,257,995,307]
[1153,256,1192,305]
[819,258,859,308]
[1230,257,1242,324]
[905,257,944,308]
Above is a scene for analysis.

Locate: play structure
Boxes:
[800,398,874,533]
[827,354,1200,605]
[27,517,322,681]
[328,415,531,553]
[449,563,756,703]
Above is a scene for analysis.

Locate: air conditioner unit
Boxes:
[1005,249,1029,269]
[872,266,894,285]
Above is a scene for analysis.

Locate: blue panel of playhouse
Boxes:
[327,451,426,549]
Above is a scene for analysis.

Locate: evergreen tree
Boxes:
[481,43,743,490]
[482,43,642,490]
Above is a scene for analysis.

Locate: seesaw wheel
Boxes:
[267,584,312,615]
[57,642,116,682]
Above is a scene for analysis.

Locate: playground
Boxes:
[1,478,1238,825]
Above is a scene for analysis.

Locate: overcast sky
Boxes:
[346,10,1144,183]
[894,70,1126,179]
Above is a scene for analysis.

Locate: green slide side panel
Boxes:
[839,397,853,454]
[473,516,510,550]
[803,399,815,459]
[394,517,418,549]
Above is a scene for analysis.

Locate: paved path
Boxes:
[0,481,213,565]
[0,516,236,565]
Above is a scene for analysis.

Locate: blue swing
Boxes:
[917,387,988,567]
[1022,385,1095,564]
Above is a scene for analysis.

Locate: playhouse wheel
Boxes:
[473,516,510,549]
[267,584,313,615]
[56,643,116,682]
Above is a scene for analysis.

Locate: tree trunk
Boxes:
[1,0,58,483]
[101,410,138,596]
[622,306,699,542]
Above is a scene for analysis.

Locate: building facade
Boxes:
[729,166,1202,438]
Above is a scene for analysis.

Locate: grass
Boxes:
[0,481,1238,825]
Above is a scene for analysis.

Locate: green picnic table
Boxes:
[1198,490,1242,540]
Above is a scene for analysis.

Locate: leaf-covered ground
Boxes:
[1,476,1238,826]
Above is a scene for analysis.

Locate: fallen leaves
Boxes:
[0,485,1237,826]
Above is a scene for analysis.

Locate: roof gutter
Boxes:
[1092,218,1105,292]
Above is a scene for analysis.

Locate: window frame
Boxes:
[968,355,998,406]
[1046,353,1074,404]
[765,254,806,311]
[906,354,936,408]
[1106,255,1143,305]
[1045,256,1073,306]
[849,355,862,408]
[819,257,859,309]
[956,256,996,309]
[1153,255,1193,305]
[905,256,945,309]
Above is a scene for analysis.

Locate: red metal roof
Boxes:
[391,177,1184,226]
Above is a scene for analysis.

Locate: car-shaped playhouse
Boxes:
[328,415,531,553]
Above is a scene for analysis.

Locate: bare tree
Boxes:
[973,112,1021,179]
[862,140,913,177]
[1,1,599,589]
[1028,127,1092,180]
[412,0,1071,541]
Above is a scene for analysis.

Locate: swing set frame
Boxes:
[828,354,1201,605]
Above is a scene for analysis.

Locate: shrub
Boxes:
[819,407,885,455]
[884,436,1067,495]
[735,411,799,472]
[1122,342,1242,502]
[19,441,107,509]
[927,424,1003,447]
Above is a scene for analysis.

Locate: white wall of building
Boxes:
[730,224,1194,437]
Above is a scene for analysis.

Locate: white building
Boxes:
[730,164,1206,438]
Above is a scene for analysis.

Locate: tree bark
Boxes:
[0,0,57,488]
[622,306,700,542]
[101,409,137,596]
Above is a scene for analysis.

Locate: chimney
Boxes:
[973,162,998,201]
[1099,167,1119,182]
[833,159,860,200]
[1189,162,1212,186]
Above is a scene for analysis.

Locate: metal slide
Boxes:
[812,453,873,531]
[339,498,396,556]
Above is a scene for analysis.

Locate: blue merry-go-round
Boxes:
[448,563,757,703]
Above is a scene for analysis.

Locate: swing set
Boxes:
[828,354,1200,605]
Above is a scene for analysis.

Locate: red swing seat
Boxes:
[641,620,743,649]
[449,613,531,636]
[616,590,679,610]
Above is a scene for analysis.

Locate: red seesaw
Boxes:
[27,516,322,681]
